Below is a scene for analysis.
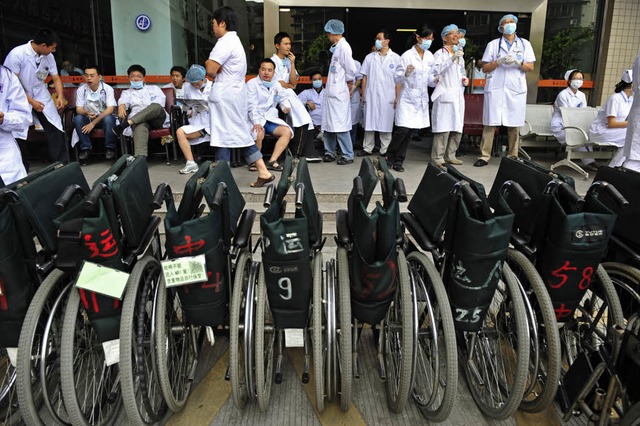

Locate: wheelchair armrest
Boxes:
[400,212,438,252]
[233,209,256,250]
[335,209,351,246]
[311,210,325,251]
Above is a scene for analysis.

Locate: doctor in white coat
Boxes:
[4,28,68,164]
[623,53,640,172]
[0,66,31,184]
[205,6,273,187]
[322,19,357,165]
[386,24,435,172]
[474,14,535,167]
[431,24,468,167]
[360,29,402,156]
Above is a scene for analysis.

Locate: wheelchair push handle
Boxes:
[295,182,305,208]
[263,184,275,208]
[84,184,106,210]
[558,181,585,212]
[55,184,86,212]
[211,182,227,209]
[460,182,482,210]
[590,181,629,209]
[353,176,364,200]
[500,180,531,208]
[152,182,171,209]
[394,178,408,202]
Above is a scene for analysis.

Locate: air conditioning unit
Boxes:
[569,19,578,25]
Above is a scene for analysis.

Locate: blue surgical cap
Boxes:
[458,28,467,37]
[499,14,518,26]
[441,24,459,40]
[324,19,345,35]
[186,64,206,83]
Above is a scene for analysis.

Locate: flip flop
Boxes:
[250,174,275,188]
[248,162,258,172]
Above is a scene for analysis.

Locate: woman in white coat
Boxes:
[550,69,588,144]
[386,24,435,172]
[430,24,468,167]
[205,6,273,187]
[176,65,213,174]
[623,53,640,172]
[589,69,633,167]
[0,66,31,184]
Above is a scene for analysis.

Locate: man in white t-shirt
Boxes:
[162,66,187,99]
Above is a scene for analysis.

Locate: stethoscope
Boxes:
[85,82,107,107]
[498,36,525,61]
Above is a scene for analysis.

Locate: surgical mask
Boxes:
[130,80,143,89]
[458,38,466,48]
[375,39,383,50]
[570,79,583,90]
[503,23,517,35]
[419,39,432,50]
[329,44,337,53]
[262,79,274,89]
[312,80,322,89]
[452,45,459,53]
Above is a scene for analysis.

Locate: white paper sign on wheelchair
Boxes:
[161,254,208,287]
[75,261,129,300]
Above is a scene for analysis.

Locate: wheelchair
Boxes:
[155,160,255,412]
[402,163,530,420]
[0,162,89,426]
[334,157,413,413]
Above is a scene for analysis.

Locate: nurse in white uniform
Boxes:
[430,24,468,167]
[474,14,536,167]
[623,53,640,172]
[176,65,213,174]
[550,69,588,144]
[205,6,273,187]
[0,66,31,184]
[589,69,633,167]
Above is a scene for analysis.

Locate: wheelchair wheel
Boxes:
[336,247,352,412]
[120,256,168,425]
[458,263,530,420]
[60,289,122,426]
[154,279,199,413]
[381,250,413,413]
[406,251,457,422]
[505,249,561,413]
[229,249,255,409]
[0,349,19,426]
[17,268,71,426]
[255,264,276,412]
[602,262,640,320]
[560,265,624,370]
[312,254,325,412]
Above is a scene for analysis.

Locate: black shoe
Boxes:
[356,150,372,157]
[372,147,380,153]
[393,164,404,172]
[105,149,116,160]
[337,157,354,165]
[323,154,335,163]
[78,149,90,161]
[113,120,130,138]
[473,159,488,167]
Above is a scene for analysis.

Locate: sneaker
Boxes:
[105,149,116,160]
[337,157,354,165]
[305,156,322,163]
[445,158,463,165]
[323,154,336,163]
[179,162,199,174]
[78,149,90,161]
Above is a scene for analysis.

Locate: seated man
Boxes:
[246,58,293,171]
[73,64,117,161]
[176,65,213,174]
[298,72,325,132]
[114,64,169,157]
[163,65,187,98]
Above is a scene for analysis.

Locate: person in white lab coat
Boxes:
[550,69,588,144]
[162,66,187,99]
[176,65,213,174]
[247,58,294,172]
[4,28,68,164]
[298,72,325,128]
[0,65,31,184]
[322,19,357,165]
[431,24,468,167]
[474,14,536,167]
[350,59,364,146]
[360,29,402,156]
[623,53,640,172]
[205,6,273,187]
[386,24,435,172]
[589,69,633,167]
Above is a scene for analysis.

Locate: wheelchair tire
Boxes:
[255,264,276,412]
[382,250,413,414]
[459,263,530,420]
[61,288,122,426]
[312,254,325,412]
[336,247,352,412]
[407,251,457,422]
[154,278,199,413]
[120,256,168,425]
[621,401,640,426]
[560,265,624,373]
[506,249,562,413]
[17,268,71,426]
[229,250,253,409]
[602,262,640,320]
[0,348,20,426]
